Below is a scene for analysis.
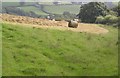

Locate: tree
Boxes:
[112,2,120,16]
[118,17,120,26]
[96,15,118,25]
[118,2,120,16]
[95,16,105,24]
[104,15,118,24]
[78,2,109,23]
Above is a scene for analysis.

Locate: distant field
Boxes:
[2,2,20,7]
[43,5,80,14]
[19,4,81,15]
[2,2,35,7]
[2,23,118,76]
[38,2,54,5]
[2,2,80,15]
[17,6,48,15]
[38,2,72,5]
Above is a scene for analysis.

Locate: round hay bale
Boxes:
[68,20,78,28]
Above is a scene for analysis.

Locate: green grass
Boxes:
[0,23,2,77]
[38,2,54,5]
[2,2,80,15]
[2,23,118,76]
[38,2,72,5]
[17,6,48,15]
[43,5,80,14]
[2,2,20,7]
[17,4,80,15]
[2,2,35,7]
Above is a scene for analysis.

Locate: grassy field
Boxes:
[2,2,35,7]
[17,4,80,15]
[17,6,48,15]
[38,2,72,5]
[2,23,118,76]
[2,2,80,15]
[2,2,20,7]
[43,5,80,14]
[0,23,2,76]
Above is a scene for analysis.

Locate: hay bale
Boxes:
[68,20,78,28]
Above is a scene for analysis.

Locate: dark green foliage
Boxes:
[78,2,109,23]
[118,2,120,16]
[112,2,120,16]
[118,17,120,26]
[95,16,105,24]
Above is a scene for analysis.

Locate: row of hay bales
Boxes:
[68,20,78,28]
[0,14,65,27]
[0,14,79,28]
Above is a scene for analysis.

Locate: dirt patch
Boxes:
[1,14,109,34]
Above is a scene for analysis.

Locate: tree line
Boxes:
[77,2,120,26]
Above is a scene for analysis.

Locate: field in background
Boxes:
[17,6,48,15]
[2,2,118,16]
[2,2,80,15]
[2,2,35,7]
[43,5,80,14]
[2,23,118,76]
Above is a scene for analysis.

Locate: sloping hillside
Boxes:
[2,2,80,15]
[2,22,118,76]
[17,6,48,15]
[43,5,80,14]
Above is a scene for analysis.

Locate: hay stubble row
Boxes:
[0,14,108,34]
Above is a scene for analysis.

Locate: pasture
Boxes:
[43,5,80,14]
[17,6,48,15]
[2,2,80,15]
[2,23,118,76]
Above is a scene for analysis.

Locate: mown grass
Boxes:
[43,5,80,14]
[2,23,118,76]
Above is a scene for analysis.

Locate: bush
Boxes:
[96,15,118,25]
[95,16,105,24]
[104,15,118,24]
[118,17,120,26]
[108,10,118,16]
